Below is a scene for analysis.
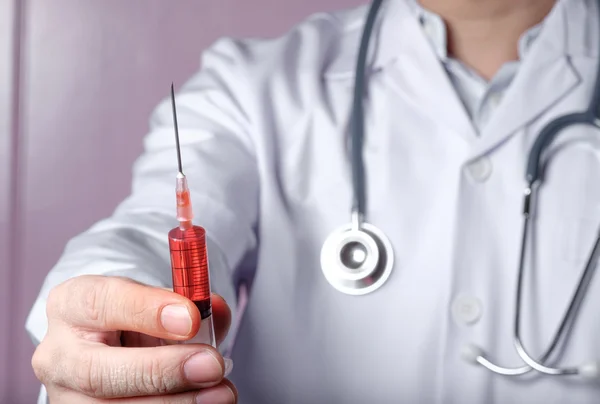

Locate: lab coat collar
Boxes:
[471,0,597,158]
[323,1,409,80]
[326,0,597,157]
[407,0,544,63]
[325,0,598,79]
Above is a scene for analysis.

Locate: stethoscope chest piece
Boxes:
[320,220,394,295]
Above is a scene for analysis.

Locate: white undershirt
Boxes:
[410,2,545,134]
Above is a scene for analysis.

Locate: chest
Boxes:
[270,68,600,248]
[232,48,600,404]
[256,64,600,359]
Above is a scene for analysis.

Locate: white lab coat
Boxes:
[26,0,600,403]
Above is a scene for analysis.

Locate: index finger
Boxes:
[48,275,200,340]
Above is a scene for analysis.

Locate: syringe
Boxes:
[168,83,216,347]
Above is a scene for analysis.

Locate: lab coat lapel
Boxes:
[323,0,594,154]
[379,2,478,142]
[472,0,594,159]
[473,59,578,158]
[323,1,478,142]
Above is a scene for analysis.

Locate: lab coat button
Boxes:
[451,295,483,325]
[467,157,492,182]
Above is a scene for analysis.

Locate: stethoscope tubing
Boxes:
[342,0,600,379]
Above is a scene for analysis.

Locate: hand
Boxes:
[31,275,237,403]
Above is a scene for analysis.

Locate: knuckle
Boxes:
[31,338,68,389]
[80,276,151,329]
[129,295,154,330]
[47,275,107,322]
[83,277,111,325]
[31,341,53,384]
[134,356,182,395]
[73,351,103,397]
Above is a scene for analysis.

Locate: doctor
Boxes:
[26,0,600,402]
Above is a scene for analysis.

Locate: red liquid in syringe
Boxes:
[169,225,212,318]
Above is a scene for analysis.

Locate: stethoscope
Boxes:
[320,0,600,379]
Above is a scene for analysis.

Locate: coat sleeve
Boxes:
[25,37,260,353]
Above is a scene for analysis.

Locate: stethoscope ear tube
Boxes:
[350,0,384,218]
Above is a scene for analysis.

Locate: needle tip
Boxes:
[171,82,183,174]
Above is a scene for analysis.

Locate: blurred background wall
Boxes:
[0,0,364,402]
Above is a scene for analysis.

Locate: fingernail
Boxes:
[196,384,235,404]
[160,305,192,336]
[224,358,234,377]
[184,351,223,385]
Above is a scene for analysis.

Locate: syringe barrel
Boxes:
[168,225,212,319]
[168,224,216,347]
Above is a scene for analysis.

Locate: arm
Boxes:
[25,37,260,349]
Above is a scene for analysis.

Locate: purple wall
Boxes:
[1,0,16,401]
[0,0,365,402]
